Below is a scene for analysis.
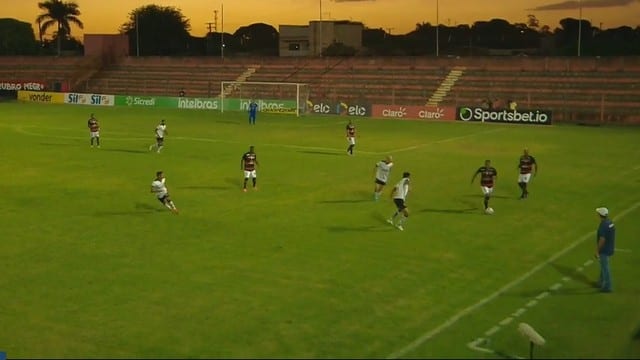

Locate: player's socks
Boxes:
[484,196,489,209]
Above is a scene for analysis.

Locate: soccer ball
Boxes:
[485,207,495,215]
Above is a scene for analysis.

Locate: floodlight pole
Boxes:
[577,0,582,57]
[136,12,140,56]
[436,0,439,57]
[319,0,323,57]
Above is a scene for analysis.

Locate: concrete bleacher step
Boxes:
[426,66,466,106]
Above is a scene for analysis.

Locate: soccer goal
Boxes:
[220,81,310,117]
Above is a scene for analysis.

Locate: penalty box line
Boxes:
[387,200,640,359]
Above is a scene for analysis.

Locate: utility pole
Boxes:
[221,2,225,60]
[436,0,440,57]
[319,0,323,57]
[205,22,215,34]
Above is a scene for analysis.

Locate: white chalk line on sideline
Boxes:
[7,124,499,156]
[387,200,640,359]
[384,128,506,154]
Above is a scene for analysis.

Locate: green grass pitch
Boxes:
[1,102,639,358]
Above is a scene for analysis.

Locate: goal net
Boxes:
[220,81,310,117]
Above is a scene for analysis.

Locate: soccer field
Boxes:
[1,102,639,358]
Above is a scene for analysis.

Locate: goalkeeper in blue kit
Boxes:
[248,100,258,125]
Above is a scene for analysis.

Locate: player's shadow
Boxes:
[326,225,392,233]
[462,194,512,200]
[94,202,163,216]
[102,148,148,154]
[297,150,341,156]
[39,142,75,147]
[418,207,478,214]
[550,262,598,288]
[214,119,240,125]
[318,199,370,204]
[177,185,229,191]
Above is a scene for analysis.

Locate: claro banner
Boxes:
[305,100,371,117]
[371,105,456,121]
[17,90,64,104]
[64,92,115,106]
[456,107,553,125]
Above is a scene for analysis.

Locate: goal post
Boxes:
[220,81,310,117]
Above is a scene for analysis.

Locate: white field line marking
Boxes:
[535,291,550,300]
[561,276,571,282]
[615,248,632,252]
[8,124,501,156]
[549,283,563,291]
[583,259,594,266]
[484,326,501,337]
[577,266,584,272]
[467,338,495,354]
[387,200,640,359]
[383,128,505,154]
[468,260,597,356]
[512,308,527,317]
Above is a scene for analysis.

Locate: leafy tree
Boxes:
[233,23,278,55]
[120,5,191,56]
[0,18,39,55]
[36,0,83,56]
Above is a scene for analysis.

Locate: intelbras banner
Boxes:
[456,107,552,125]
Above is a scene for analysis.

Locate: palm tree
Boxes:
[36,0,83,55]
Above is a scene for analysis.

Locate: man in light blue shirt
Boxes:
[595,207,615,293]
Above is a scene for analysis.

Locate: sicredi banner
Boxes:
[115,95,177,108]
[306,100,371,117]
[371,105,456,121]
[1,81,46,91]
[17,90,64,104]
[456,107,553,125]
[65,92,115,106]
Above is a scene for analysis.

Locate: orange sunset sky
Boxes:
[3,0,640,38]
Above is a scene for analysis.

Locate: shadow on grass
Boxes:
[319,199,370,204]
[326,225,393,233]
[177,185,229,191]
[462,193,513,200]
[297,150,342,156]
[550,262,597,287]
[215,119,240,125]
[40,142,76,147]
[418,207,478,214]
[95,202,164,216]
[101,148,148,154]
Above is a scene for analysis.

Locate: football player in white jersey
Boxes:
[373,155,394,201]
[149,119,168,153]
[387,172,410,231]
[150,170,178,214]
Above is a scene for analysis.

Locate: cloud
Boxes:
[529,0,638,11]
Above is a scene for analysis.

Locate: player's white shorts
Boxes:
[481,186,494,195]
[244,170,257,178]
[518,173,532,183]
[347,136,355,145]
[90,131,99,138]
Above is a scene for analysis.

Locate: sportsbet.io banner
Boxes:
[456,107,553,125]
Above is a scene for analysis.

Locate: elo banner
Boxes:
[457,107,553,125]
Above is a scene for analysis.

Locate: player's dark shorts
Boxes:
[394,198,406,211]
[375,178,386,186]
[157,194,170,203]
[156,137,164,146]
